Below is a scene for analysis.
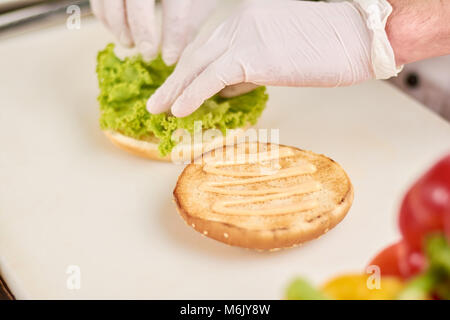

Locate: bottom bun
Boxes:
[103,127,250,162]
[174,142,354,250]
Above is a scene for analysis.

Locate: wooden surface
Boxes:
[0,275,14,300]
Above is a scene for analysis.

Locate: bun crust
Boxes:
[104,128,249,162]
[173,143,353,250]
[104,130,170,161]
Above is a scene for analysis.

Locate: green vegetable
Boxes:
[397,234,450,300]
[396,271,438,300]
[426,234,450,274]
[285,278,329,300]
[96,44,268,156]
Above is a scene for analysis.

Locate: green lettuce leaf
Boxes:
[96,44,268,156]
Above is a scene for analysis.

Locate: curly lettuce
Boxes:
[96,44,268,156]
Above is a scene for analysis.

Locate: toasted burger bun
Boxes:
[103,128,249,162]
[173,142,353,250]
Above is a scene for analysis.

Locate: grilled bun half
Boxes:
[173,142,353,250]
[104,128,248,162]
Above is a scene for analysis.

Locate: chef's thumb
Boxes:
[219,83,260,98]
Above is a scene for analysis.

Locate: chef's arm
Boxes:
[146,0,450,118]
[387,0,450,65]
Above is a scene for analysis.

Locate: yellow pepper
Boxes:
[321,274,404,300]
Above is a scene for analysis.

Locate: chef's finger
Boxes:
[171,54,243,117]
[126,0,158,61]
[90,0,107,25]
[161,0,192,65]
[219,83,260,98]
[190,0,218,28]
[104,0,133,47]
[161,0,217,65]
[147,37,228,114]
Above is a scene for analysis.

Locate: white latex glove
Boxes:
[90,0,217,64]
[147,0,393,117]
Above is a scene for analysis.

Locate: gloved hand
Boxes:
[147,0,395,117]
[90,0,216,64]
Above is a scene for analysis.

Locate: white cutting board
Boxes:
[1,9,450,299]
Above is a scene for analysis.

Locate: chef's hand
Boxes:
[147,0,380,117]
[90,0,217,64]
